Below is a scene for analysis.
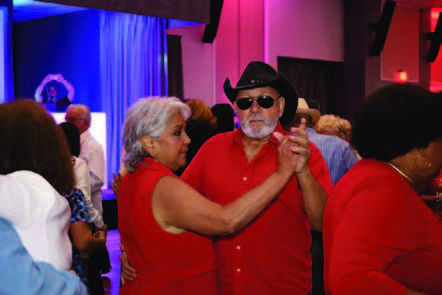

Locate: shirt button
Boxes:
[236,245,241,250]
[236,267,241,273]
[243,176,247,181]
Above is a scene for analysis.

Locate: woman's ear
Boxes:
[415,147,433,171]
[141,136,155,153]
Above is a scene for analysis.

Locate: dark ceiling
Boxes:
[13,0,210,23]
[36,0,210,23]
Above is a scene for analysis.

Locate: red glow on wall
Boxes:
[431,8,442,85]
[395,70,407,82]
[432,9,442,30]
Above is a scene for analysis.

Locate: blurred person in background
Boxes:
[211,103,235,134]
[315,114,351,143]
[35,73,75,112]
[323,84,442,295]
[175,98,218,176]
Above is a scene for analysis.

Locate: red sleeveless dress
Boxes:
[118,158,217,294]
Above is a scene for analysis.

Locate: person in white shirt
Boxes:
[0,100,75,271]
[65,105,106,222]
[59,121,106,230]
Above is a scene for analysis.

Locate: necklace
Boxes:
[387,162,415,189]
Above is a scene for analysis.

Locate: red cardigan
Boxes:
[323,159,442,295]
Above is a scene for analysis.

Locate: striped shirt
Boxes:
[307,128,359,185]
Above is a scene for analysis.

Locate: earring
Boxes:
[415,153,432,171]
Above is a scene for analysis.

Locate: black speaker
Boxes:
[426,13,442,62]
[369,0,396,56]
[202,0,224,43]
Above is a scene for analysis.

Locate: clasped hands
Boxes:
[45,73,65,83]
[273,118,311,175]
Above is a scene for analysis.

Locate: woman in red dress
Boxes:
[323,84,442,295]
[118,97,302,294]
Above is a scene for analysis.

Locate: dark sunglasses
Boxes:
[236,95,281,110]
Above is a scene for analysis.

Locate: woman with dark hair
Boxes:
[211,103,235,134]
[323,84,442,295]
[0,99,74,271]
[175,99,218,176]
[59,121,82,157]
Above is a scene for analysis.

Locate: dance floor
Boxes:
[102,229,121,295]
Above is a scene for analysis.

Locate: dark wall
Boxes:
[13,10,101,111]
[340,0,383,121]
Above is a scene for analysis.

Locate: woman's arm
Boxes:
[70,221,106,255]
[54,74,75,102]
[67,190,106,255]
[34,74,53,102]
[153,133,300,235]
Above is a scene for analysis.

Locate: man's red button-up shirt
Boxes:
[181,124,333,295]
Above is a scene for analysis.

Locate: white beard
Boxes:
[240,115,278,139]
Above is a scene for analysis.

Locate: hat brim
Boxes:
[223,74,298,126]
[296,109,321,125]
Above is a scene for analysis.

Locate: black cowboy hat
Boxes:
[223,61,299,126]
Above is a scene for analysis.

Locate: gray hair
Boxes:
[67,104,91,126]
[123,97,191,173]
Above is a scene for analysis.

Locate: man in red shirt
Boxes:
[120,61,333,294]
[180,61,332,295]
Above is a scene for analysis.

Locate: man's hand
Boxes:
[287,118,311,175]
[273,132,303,178]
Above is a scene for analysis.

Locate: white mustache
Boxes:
[245,115,268,124]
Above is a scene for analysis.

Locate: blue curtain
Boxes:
[100,11,168,179]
